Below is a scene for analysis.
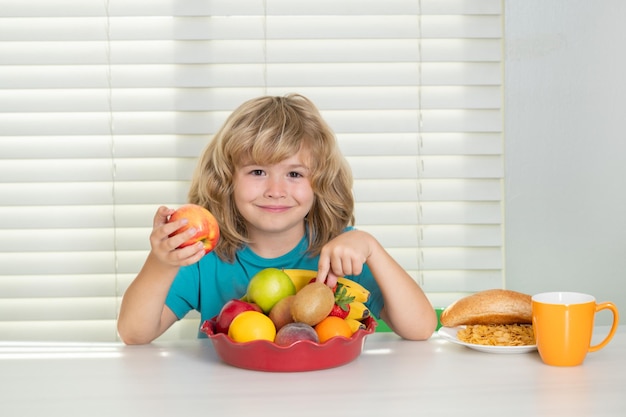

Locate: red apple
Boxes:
[215,299,263,334]
[168,204,220,254]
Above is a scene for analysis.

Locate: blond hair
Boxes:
[188,94,355,262]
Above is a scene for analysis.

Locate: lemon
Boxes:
[227,311,276,343]
[246,268,296,313]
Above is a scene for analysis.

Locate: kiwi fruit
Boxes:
[290,282,335,326]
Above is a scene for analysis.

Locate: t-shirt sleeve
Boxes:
[165,263,201,320]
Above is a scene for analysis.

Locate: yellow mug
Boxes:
[531,292,619,366]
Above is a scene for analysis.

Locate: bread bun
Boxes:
[440,289,532,327]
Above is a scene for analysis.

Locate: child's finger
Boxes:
[325,270,339,289]
[153,205,175,227]
[316,257,330,285]
[171,241,205,265]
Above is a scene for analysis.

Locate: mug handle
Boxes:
[589,302,620,352]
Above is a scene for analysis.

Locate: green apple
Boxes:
[246,268,296,313]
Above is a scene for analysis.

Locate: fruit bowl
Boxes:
[200,316,377,372]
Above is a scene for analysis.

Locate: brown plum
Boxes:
[268,295,295,330]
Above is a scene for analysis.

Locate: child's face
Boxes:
[233,149,315,240]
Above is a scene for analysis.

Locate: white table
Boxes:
[1,326,624,417]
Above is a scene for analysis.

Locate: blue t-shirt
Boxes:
[165,231,383,337]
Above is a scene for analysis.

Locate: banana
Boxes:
[341,284,369,303]
[336,276,369,295]
[345,318,366,334]
[336,277,370,303]
[346,301,370,320]
[282,269,371,303]
[282,269,317,292]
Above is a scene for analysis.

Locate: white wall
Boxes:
[504,1,626,324]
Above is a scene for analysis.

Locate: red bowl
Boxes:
[200,316,377,372]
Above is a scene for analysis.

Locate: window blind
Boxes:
[0,0,503,342]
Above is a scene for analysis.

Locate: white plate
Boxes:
[437,326,537,354]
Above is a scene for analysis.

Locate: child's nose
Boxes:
[264,176,286,198]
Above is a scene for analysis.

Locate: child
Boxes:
[117,94,437,344]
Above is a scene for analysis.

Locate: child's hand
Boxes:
[149,206,206,266]
[316,230,371,288]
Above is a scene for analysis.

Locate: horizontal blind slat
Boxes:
[359,225,502,248]
[0,298,117,321]
[0,136,206,159]
[355,202,501,225]
[1,63,501,88]
[0,275,116,298]
[341,133,503,156]
[0,0,501,17]
[386,247,502,270]
[1,39,501,65]
[0,15,501,41]
[0,182,189,205]
[353,179,502,202]
[1,86,501,112]
[1,109,501,135]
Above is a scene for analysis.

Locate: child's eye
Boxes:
[288,171,304,178]
[250,169,265,176]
